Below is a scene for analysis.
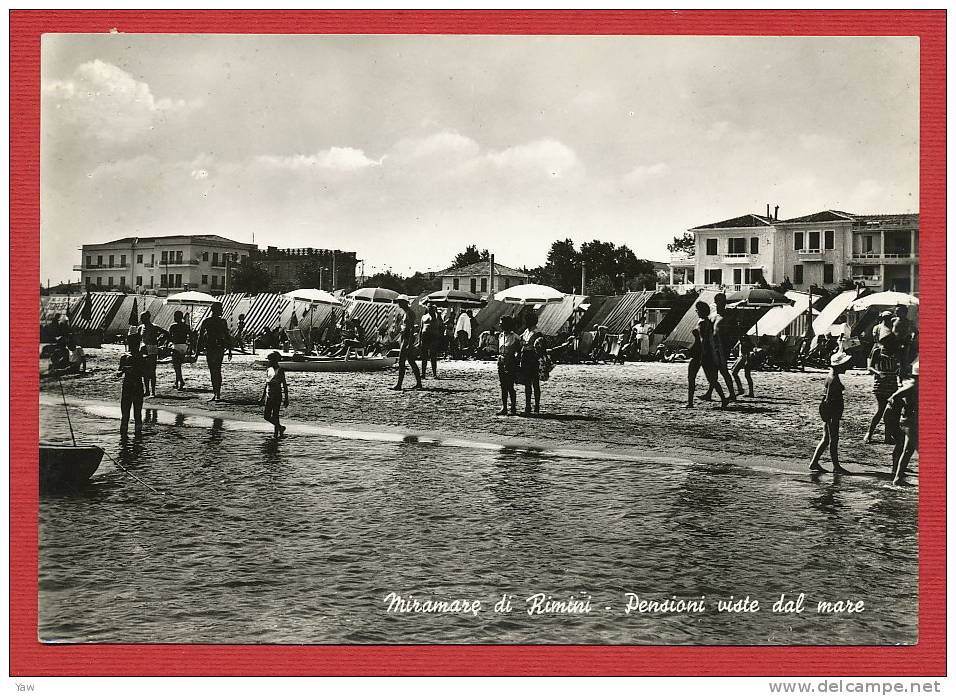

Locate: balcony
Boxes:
[851,274,882,288]
[721,253,752,265]
[669,252,695,268]
[77,264,129,270]
[796,249,824,262]
[160,259,200,267]
[850,252,918,264]
[656,283,755,294]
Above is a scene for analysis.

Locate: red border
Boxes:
[11,10,945,676]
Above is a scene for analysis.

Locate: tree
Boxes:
[666,232,696,256]
[361,271,407,293]
[585,274,617,296]
[453,245,490,268]
[231,260,272,293]
[296,259,330,290]
[540,239,580,292]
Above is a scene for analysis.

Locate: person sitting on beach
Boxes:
[496,316,520,416]
[259,351,288,438]
[390,298,423,391]
[809,351,853,474]
[169,310,190,390]
[887,358,918,485]
[731,332,755,398]
[117,331,146,436]
[335,318,366,359]
[67,339,87,374]
[47,336,72,375]
[476,330,499,360]
[865,332,900,444]
[686,300,728,409]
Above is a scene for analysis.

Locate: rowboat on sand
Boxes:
[255,356,397,373]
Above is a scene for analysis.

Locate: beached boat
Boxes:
[255,356,397,372]
[39,443,103,491]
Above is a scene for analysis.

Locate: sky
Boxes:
[40,34,918,284]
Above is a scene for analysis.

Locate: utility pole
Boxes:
[580,264,587,295]
[488,253,495,296]
[331,251,337,292]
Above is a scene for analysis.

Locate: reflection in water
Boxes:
[37,403,918,646]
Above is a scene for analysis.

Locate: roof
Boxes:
[437,260,529,278]
[778,210,856,224]
[851,213,920,226]
[691,214,774,230]
[91,234,255,248]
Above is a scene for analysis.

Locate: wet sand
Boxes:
[40,345,916,480]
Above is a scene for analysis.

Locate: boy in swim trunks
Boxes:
[259,351,288,438]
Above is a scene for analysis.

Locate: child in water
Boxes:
[260,351,289,438]
[809,351,853,474]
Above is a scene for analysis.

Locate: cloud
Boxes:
[622,162,668,186]
[483,139,580,178]
[254,146,382,171]
[389,130,482,163]
[43,59,196,144]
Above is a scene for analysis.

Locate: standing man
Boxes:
[891,304,914,374]
[198,302,232,402]
[391,298,422,391]
[455,308,473,358]
[419,303,442,379]
[703,293,737,402]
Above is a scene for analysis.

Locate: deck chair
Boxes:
[286,328,308,353]
[605,334,623,362]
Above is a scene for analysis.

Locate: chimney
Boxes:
[774,205,779,221]
[766,203,771,218]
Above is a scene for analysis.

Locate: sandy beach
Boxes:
[41,345,916,480]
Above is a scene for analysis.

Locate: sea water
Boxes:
[38,403,917,645]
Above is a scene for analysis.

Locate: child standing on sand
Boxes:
[809,351,853,474]
[117,331,146,436]
[260,351,288,438]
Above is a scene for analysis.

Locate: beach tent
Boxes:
[747,291,820,337]
[598,291,657,334]
[242,293,291,336]
[103,295,164,339]
[40,295,76,324]
[216,292,248,329]
[535,294,589,336]
[473,298,522,333]
[297,302,342,339]
[66,291,124,332]
[662,290,715,348]
[345,297,400,338]
[812,290,859,336]
[578,295,623,332]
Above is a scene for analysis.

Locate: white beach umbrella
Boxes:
[165,290,218,305]
[848,291,919,311]
[347,287,401,304]
[282,288,342,306]
[494,283,564,305]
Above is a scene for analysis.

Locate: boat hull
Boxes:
[255,357,397,373]
[39,444,103,491]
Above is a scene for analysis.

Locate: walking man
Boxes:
[391,298,422,391]
[197,302,232,401]
[703,293,736,402]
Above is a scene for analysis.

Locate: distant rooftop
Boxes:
[92,234,254,248]
[691,213,774,230]
[437,260,529,277]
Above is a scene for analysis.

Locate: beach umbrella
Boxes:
[725,288,793,308]
[424,288,484,307]
[347,287,401,304]
[848,291,919,311]
[282,288,342,306]
[80,291,93,323]
[166,290,218,305]
[494,283,564,306]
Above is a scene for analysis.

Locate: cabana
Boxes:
[242,293,292,336]
[599,291,656,334]
[811,290,859,336]
[536,294,588,336]
[578,295,622,332]
[747,291,821,338]
[66,291,125,332]
[662,290,715,348]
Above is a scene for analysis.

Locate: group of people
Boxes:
[685,293,755,409]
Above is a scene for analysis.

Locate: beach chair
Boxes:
[286,328,308,353]
[606,334,623,363]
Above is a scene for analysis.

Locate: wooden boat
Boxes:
[255,356,397,372]
[39,443,103,491]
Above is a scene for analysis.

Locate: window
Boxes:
[745,268,764,284]
[794,265,804,284]
[733,268,742,285]
[109,255,114,267]
[750,237,759,254]
[85,277,92,287]
[481,278,488,292]
[704,268,722,285]
[97,255,103,266]
[136,276,143,286]
[823,264,834,284]
[727,237,746,254]
[175,274,182,287]
[108,276,114,287]
[175,251,183,264]
[202,275,208,285]
[863,235,873,252]
[160,274,167,287]
[161,251,168,263]
[470,278,477,293]
[211,276,218,289]
[452,278,459,290]
[151,253,155,264]
[149,276,154,287]
[96,277,102,286]
[808,230,820,251]
[824,230,834,250]
[706,239,718,255]
[220,275,225,288]
[213,252,219,266]
[86,256,92,267]
[136,254,143,264]
[119,277,126,287]
[120,254,126,266]
[202,252,209,261]
[794,232,804,250]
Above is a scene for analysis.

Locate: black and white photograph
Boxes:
[38,33,920,646]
